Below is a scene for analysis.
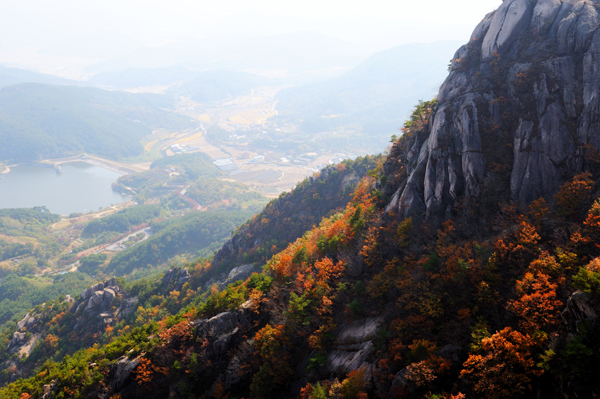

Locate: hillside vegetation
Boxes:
[105,210,253,277]
[0,156,376,388]
[7,127,600,398]
[0,84,196,163]
[114,152,268,213]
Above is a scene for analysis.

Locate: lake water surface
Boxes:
[0,162,128,215]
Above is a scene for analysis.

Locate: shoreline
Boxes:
[3,154,145,176]
[52,155,145,175]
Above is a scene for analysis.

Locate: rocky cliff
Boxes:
[2,278,138,384]
[387,0,600,223]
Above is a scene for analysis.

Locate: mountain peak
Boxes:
[386,0,600,224]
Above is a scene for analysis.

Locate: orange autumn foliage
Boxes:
[554,172,594,216]
[491,221,540,272]
[134,357,168,384]
[508,272,563,334]
[340,367,368,399]
[159,320,191,343]
[254,324,293,384]
[460,327,543,399]
[213,381,229,399]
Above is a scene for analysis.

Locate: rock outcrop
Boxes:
[70,277,133,332]
[386,0,600,223]
[322,318,382,377]
[219,264,257,289]
[160,267,191,293]
[110,355,142,390]
[562,290,598,331]
[8,308,47,354]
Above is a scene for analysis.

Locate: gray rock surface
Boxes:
[160,268,191,292]
[16,313,31,331]
[386,0,600,223]
[206,312,239,337]
[219,264,256,288]
[482,0,536,59]
[336,317,383,346]
[104,287,116,303]
[322,317,383,376]
[562,290,598,331]
[7,332,27,350]
[110,355,141,390]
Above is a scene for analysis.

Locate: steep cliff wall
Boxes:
[387,0,600,223]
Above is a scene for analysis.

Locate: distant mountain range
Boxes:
[89,67,272,104]
[0,65,74,88]
[85,31,370,75]
[0,39,463,162]
[274,41,462,148]
[167,70,271,103]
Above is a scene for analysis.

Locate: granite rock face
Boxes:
[387,0,600,224]
[562,290,598,331]
[160,267,191,293]
[322,318,383,377]
[70,277,136,333]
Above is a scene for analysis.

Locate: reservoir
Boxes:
[0,162,128,215]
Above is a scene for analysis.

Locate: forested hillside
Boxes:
[105,210,253,277]
[0,84,196,162]
[113,152,268,213]
[0,157,376,388]
[0,208,62,277]
[212,155,380,271]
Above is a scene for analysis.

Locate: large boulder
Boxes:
[7,331,28,351]
[91,290,104,306]
[103,288,116,303]
[206,312,239,337]
[336,317,383,347]
[325,341,374,375]
[220,264,256,288]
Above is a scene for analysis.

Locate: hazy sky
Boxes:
[1,0,501,46]
[0,0,502,76]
